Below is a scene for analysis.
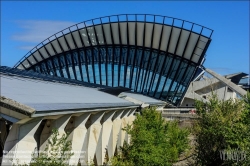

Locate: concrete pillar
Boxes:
[68,113,90,166]
[85,112,105,164]
[107,110,124,158]
[39,114,71,152]
[96,110,116,165]
[117,109,131,149]
[124,109,136,144]
[2,118,42,165]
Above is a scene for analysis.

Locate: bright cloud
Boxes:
[12,20,76,43]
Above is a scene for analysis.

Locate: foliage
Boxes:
[192,92,250,166]
[30,129,74,166]
[109,107,190,166]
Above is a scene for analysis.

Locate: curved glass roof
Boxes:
[13,14,213,106]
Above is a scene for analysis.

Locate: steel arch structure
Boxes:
[14,14,213,106]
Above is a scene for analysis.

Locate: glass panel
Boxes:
[75,66,81,81]
[95,64,100,84]
[155,76,166,98]
[56,69,61,77]
[120,65,125,86]
[135,49,143,67]
[150,73,159,96]
[114,47,120,63]
[144,71,153,94]
[107,47,113,63]
[46,60,53,71]
[169,59,181,79]
[101,64,106,85]
[137,69,144,92]
[93,48,99,62]
[125,66,131,88]
[40,62,47,73]
[53,57,60,68]
[150,52,158,71]
[59,55,66,67]
[107,64,112,86]
[100,48,106,63]
[88,65,94,83]
[87,49,92,63]
[121,47,127,64]
[73,52,79,64]
[113,64,118,87]
[81,65,88,81]
[183,65,195,85]
[80,50,86,64]
[142,50,150,69]
[131,67,137,89]
[162,56,173,76]
[161,78,172,101]
[175,61,188,83]
[128,48,135,65]
[66,53,72,65]
[35,66,41,73]
[156,54,164,73]
[167,81,178,99]
[68,67,75,80]
[62,68,68,78]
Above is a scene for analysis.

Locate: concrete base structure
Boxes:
[1,109,136,165]
[180,68,248,108]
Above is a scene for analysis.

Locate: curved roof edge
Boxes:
[14,14,213,69]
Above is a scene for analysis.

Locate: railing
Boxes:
[13,14,213,68]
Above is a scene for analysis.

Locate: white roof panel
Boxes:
[0,75,137,112]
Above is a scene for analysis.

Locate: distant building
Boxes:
[163,68,249,121]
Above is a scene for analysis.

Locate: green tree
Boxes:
[30,129,74,166]
[110,107,190,166]
[192,92,250,166]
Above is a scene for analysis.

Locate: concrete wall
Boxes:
[180,76,239,107]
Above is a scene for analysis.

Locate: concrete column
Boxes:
[124,109,136,144]
[2,118,43,166]
[117,109,131,149]
[107,110,124,158]
[39,114,71,152]
[96,110,116,165]
[68,113,91,166]
[127,109,136,125]
[85,112,105,164]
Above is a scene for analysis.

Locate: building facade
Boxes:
[14,14,213,106]
[1,14,215,165]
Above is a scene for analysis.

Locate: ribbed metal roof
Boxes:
[14,14,213,70]
[0,73,138,114]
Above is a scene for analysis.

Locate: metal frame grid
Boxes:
[13,14,213,106]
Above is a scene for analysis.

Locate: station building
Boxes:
[0,14,248,165]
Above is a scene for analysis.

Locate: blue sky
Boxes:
[1,1,249,75]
